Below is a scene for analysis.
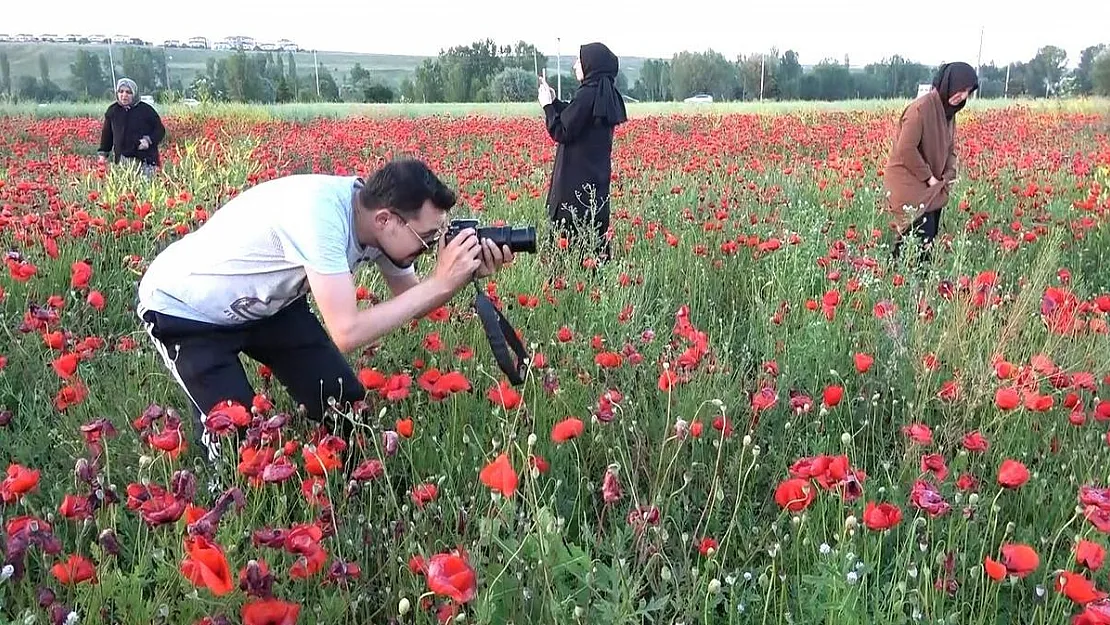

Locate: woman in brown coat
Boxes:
[885,62,979,262]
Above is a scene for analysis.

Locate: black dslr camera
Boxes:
[444,219,537,254]
[444,218,534,387]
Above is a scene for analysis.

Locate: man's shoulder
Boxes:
[250,175,357,232]
[257,173,359,191]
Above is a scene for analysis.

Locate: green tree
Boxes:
[500,41,547,75]
[119,47,159,93]
[977,63,1008,98]
[345,63,393,102]
[34,53,66,102]
[17,76,40,101]
[1093,50,1110,96]
[0,51,10,99]
[801,59,854,100]
[489,67,536,102]
[669,49,738,100]
[1004,61,1030,97]
[633,59,671,101]
[436,38,504,102]
[778,50,803,100]
[1072,44,1107,95]
[218,51,266,102]
[549,72,579,98]
[349,63,371,87]
[1028,45,1068,96]
[287,52,298,101]
[399,78,416,102]
[413,59,444,102]
[362,83,394,103]
[70,49,109,99]
[738,53,778,100]
[275,76,294,103]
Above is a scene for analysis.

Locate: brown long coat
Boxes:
[883,90,957,231]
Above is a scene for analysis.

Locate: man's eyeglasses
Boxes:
[391,211,445,251]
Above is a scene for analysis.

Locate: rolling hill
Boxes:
[0,42,651,91]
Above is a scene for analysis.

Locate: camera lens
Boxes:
[508,227,536,254]
[477,226,536,254]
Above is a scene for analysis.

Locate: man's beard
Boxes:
[383,249,419,271]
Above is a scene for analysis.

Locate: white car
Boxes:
[684,93,714,104]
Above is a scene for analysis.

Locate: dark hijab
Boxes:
[577,42,628,126]
[931,62,979,120]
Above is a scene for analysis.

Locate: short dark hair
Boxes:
[358,159,456,218]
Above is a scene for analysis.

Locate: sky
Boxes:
[5,0,1108,68]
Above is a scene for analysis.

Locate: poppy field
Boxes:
[1,103,1110,625]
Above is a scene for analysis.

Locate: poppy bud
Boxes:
[98,529,120,557]
[36,585,56,607]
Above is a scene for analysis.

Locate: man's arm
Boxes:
[384,271,420,298]
[308,229,485,354]
[308,270,454,354]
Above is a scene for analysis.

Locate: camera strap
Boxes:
[471,280,529,386]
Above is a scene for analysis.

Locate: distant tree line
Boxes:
[0,40,1108,104]
[637,44,1110,101]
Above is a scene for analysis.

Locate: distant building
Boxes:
[1,31,297,53]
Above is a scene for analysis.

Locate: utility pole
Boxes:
[107,38,117,86]
[1004,63,1010,98]
[556,37,562,100]
[759,54,765,101]
[313,49,320,98]
[975,26,984,98]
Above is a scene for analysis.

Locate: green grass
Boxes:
[0,101,1109,625]
[2,96,1108,121]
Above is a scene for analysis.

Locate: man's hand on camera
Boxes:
[475,238,514,279]
[431,228,483,293]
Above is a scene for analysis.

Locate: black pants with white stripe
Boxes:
[139,297,365,461]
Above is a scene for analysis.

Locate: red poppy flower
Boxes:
[774,478,815,512]
[551,417,584,443]
[1,463,41,503]
[997,459,1030,489]
[479,453,518,498]
[1077,540,1105,571]
[862,501,902,531]
[241,598,301,625]
[487,380,522,409]
[425,550,477,604]
[181,536,234,596]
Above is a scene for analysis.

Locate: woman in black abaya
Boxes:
[539,42,628,263]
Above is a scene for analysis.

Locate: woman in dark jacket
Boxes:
[97,78,166,174]
[540,42,628,263]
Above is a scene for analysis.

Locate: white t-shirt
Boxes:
[137,174,414,325]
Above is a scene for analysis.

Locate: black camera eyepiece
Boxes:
[445,218,537,254]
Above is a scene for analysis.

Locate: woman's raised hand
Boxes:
[538,73,555,106]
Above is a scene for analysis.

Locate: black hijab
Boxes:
[931,62,979,120]
[577,42,628,127]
